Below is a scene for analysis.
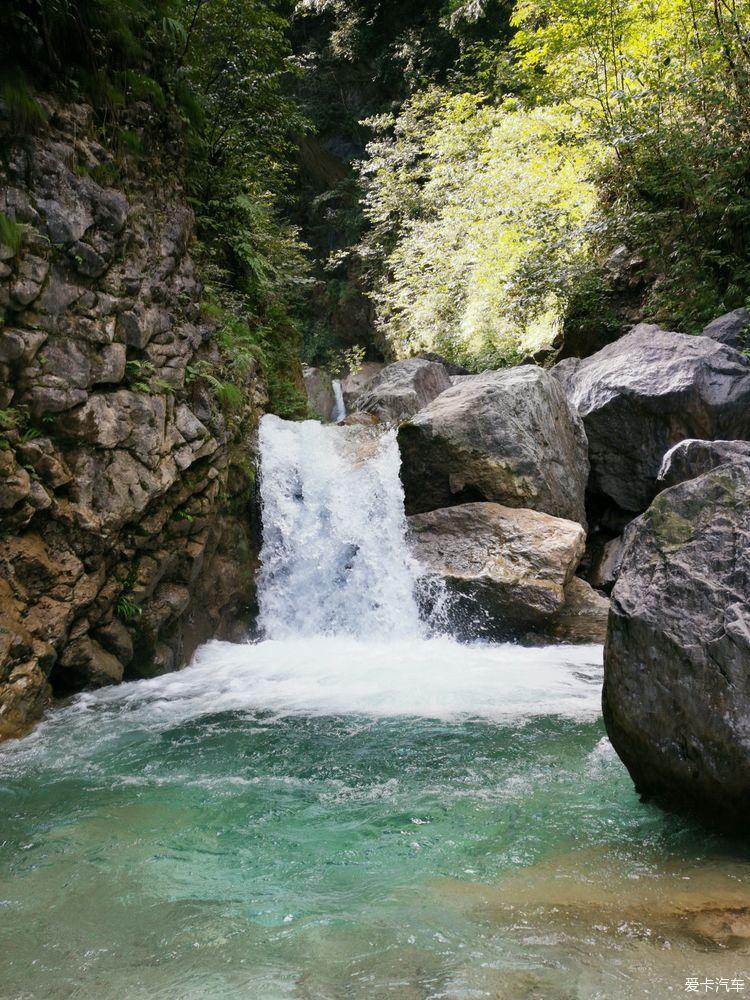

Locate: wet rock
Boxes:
[546,577,609,644]
[174,404,211,444]
[302,365,335,421]
[355,358,451,424]
[603,460,750,828]
[0,580,56,741]
[27,384,88,415]
[552,325,750,512]
[57,390,167,463]
[37,195,93,246]
[116,306,170,349]
[0,451,32,510]
[37,339,91,388]
[58,636,123,689]
[657,438,750,490]
[408,502,585,637]
[66,448,177,531]
[9,255,49,306]
[94,620,134,666]
[0,661,52,741]
[35,268,82,315]
[341,412,379,426]
[0,329,26,363]
[702,308,750,351]
[398,366,589,525]
[68,240,108,278]
[90,343,127,384]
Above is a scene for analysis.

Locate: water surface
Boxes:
[2,638,748,1000]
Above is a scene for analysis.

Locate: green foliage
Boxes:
[512,0,750,331]
[116,596,142,623]
[115,128,144,157]
[354,0,750,359]
[327,344,366,378]
[0,408,20,431]
[0,213,24,256]
[0,72,47,132]
[0,406,47,445]
[124,359,173,395]
[359,89,599,365]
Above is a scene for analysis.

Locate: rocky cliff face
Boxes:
[0,100,265,740]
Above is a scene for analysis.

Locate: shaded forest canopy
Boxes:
[3,0,750,373]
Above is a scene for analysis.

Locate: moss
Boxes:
[648,500,695,548]
[0,213,24,257]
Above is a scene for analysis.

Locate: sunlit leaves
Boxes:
[360,90,600,366]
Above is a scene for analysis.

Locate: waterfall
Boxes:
[257,414,423,640]
[331,380,346,423]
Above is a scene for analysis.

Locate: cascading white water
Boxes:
[257,414,423,640]
[331,380,346,422]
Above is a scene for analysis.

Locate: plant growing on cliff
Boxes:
[115,596,142,624]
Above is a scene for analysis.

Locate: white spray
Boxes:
[331,380,346,423]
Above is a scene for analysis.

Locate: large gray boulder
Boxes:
[657,438,750,490]
[355,358,451,424]
[603,460,750,827]
[407,502,585,638]
[416,351,469,376]
[702,308,749,351]
[552,325,750,512]
[341,362,385,410]
[398,366,589,524]
[302,365,335,421]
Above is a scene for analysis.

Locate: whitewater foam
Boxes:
[34,638,601,734]
[257,415,424,640]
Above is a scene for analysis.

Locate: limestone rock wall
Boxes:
[0,100,265,739]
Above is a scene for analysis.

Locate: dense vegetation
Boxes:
[294,0,750,368]
[2,1,750,375]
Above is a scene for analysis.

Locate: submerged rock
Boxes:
[657,438,750,490]
[407,502,585,638]
[354,357,451,424]
[398,366,589,525]
[603,460,750,827]
[552,325,750,512]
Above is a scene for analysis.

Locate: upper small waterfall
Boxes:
[331,380,346,423]
[257,414,423,640]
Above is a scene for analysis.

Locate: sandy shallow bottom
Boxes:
[1,638,748,999]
